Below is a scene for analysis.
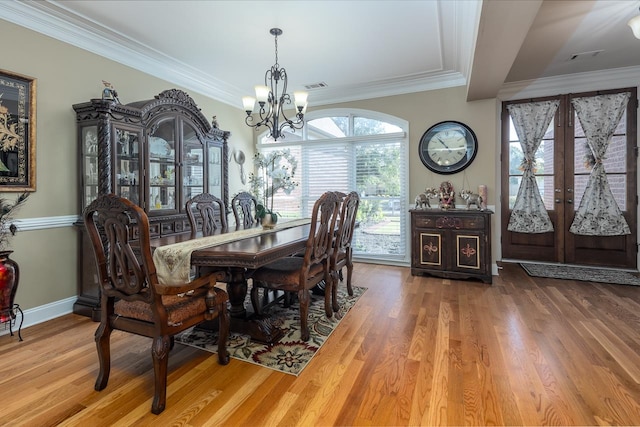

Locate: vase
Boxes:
[0,250,22,340]
[261,213,278,230]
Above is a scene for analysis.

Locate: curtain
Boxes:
[507,100,559,233]
[569,92,631,236]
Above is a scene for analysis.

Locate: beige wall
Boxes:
[1,21,500,314]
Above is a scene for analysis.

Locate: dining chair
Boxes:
[231,191,259,229]
[250,191,340,341]
[84,194,230,414]
[327,191,360,313]
[186,193,228,236]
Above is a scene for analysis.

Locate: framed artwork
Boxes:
[0,69,36,191]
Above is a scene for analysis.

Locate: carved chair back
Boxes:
[231,191,259,229]
[84,193,155,302]
[186,193,228,236]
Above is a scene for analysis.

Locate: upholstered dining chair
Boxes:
[327,191,360,313]
[186,193,228,236]
[84,194,230,414]
[250,191,340,341]
[231,191,259,229]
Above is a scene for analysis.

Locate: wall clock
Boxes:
[418,121,478,174]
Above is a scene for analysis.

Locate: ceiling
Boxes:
[2,0,640,108]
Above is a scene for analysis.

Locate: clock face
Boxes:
[419,121,477,174]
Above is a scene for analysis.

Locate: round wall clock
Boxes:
[418,121,478,174]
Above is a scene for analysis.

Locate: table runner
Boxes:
[153,218,311,286]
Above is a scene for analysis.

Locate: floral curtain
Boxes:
[507,100,559,233]
[569,92,631,236]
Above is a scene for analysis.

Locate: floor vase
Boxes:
[0,250,22,341]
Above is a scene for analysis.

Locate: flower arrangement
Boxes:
[248,149,298,222]
[0,192,29,250]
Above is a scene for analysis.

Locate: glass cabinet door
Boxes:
[208,144,222,197]
[182,122,205,207]
[81,125,99,209]
[114,126,142,205]
[148,118,177,212]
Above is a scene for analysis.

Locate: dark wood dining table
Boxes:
[151,221,312,343]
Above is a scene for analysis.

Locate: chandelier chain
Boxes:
[274,33,279,68]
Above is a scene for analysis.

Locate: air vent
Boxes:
[569,50,603,61]
[304,82,329,90]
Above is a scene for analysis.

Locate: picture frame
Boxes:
[0,69,36,191]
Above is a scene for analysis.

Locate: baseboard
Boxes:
[0,296,76,337]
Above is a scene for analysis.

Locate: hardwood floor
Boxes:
[2,262,640,426]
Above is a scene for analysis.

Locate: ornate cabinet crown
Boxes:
[73,89,230,319]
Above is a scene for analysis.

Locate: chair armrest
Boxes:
[155,270,229,296]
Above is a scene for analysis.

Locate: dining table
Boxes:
[150,218,312,343]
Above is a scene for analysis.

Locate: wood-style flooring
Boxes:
[1,262,640,426]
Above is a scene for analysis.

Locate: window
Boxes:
[255,109,409,263]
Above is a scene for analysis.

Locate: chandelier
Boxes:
[242,28,308,141]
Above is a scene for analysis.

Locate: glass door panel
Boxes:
[149,119,177,212]
[182,122,204,207]
[208,145,222,198]
[81,125,99,209]
[114,127,141,205]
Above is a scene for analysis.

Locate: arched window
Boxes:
[254,108,409,263]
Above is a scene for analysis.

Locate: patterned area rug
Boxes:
[176,285,366,376]
[520,263,640,286]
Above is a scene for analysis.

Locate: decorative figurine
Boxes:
[101,80,120,103]
[478,185,488,210]
[414,187,438,209]
[438,181,455,209]
[460,189,484,210]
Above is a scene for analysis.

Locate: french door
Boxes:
[501,87,638,268]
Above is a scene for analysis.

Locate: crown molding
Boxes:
[1,0,474,108]
[498,66,640,100]
[309,71,467,106]
[0,1,241,106]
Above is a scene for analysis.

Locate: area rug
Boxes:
[175,285,366,376]
[520,263,640,286]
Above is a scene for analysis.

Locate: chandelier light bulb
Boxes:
[254,85,270,104]
[629,12,640,39]
[294,91,308,110]
[242,96,256,114]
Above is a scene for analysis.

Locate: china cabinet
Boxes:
[410,209,493,284]
[73,89,229,319]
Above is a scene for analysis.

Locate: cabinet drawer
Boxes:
[161,222,176,235]
[435,215,485,230]
[413,215,437,228]
[148,223,161,237]
[175,220,187,233]
[413,213,485,230]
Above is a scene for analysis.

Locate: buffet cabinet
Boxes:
[73,89,230,319]
[410,209,493,284]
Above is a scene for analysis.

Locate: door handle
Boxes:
[555,199,562,204]
[567,199,573,204]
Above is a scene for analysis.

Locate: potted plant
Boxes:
[0,192,29,339]
[249,149,298,228]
